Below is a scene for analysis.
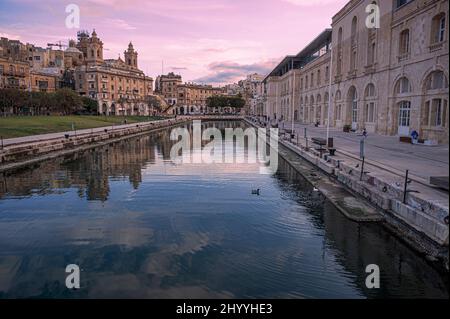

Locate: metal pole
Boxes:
[291,60,295,133]
[1,136,3,150]
[326,42,334,142]
[403,170,409,204]
[360,156,365,181]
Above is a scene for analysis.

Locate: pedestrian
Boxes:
[362,128,368,138]
[411,130,419,144]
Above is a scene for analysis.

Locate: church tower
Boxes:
[124,42,138,69]
[86,29,104,65]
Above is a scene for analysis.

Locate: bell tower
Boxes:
[86,29,104,65]
[124,42,138,69]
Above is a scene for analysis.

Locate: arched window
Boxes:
[365,83,376,98]
[335,90,342,101]
[425,71,448,90]
[395,77,411,94]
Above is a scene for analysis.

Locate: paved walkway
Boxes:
[1,119,173,147]
[277,122,449,183]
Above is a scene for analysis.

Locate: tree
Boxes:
[206,95,245,110]
[81,96,99,114]
[52,88,83,114]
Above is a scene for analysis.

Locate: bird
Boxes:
[252,189,261,195]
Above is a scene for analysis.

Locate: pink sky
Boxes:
[0,0,348,85]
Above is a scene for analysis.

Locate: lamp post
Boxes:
[326,42,334,142]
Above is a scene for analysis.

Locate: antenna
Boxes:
[162,60,164,75]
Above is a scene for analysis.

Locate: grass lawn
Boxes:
[0,115,165,139]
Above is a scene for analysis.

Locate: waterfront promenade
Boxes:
[275,122,449,186]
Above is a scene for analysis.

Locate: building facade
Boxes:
[0,57,30,90]
[175,83,224,114]
[263,0,448,144]
[73,31,154,115]
[154,72,183,106]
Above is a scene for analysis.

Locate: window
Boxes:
[431,13,446,43]
[0,65,3,75]
[366,102,375,122]
[396,77,411,94]
[317,70,321,86]
[395,0,413,9]
[368,41,376,65]
[336,104,342,120]
[351,17,358,44]
[399,29,410,55]
[365,83,376,97]
[426,71,447,90]
[424,99,448,127]
[310,73,314,87]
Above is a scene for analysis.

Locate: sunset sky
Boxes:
[0,0,348,85]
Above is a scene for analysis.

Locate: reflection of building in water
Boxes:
[0,135,158,201]
[276,154,448,298]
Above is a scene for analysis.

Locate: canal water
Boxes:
[0,121,447,299]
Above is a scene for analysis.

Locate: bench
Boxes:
[312,137,336,156]
[312,138,327,156]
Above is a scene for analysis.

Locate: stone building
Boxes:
[0,57,30,90]
[73,30,154,115]
[30,70,58,92]
[263,0,448,144]
[175,83,224,114]
[154,72,183,106]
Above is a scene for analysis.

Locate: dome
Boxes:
[65,46,82,54]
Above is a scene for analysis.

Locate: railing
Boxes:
[429,42,444,52]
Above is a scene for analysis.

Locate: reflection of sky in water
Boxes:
[0,121,448,299]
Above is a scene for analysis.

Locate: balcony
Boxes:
[347,69,357,79]
[397,52,410,62]
[364,64,376,74]
[1,70,27,78]
[429,42,444,52]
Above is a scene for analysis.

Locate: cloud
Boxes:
[281,0,342,6]
[105,18,137,30]
[193,60,278,84]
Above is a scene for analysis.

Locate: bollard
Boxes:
[0,136,3,150]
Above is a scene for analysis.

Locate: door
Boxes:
[398,101,411,136]
[351,99,358,130]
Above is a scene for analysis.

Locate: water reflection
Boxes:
[0,121,447,299]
